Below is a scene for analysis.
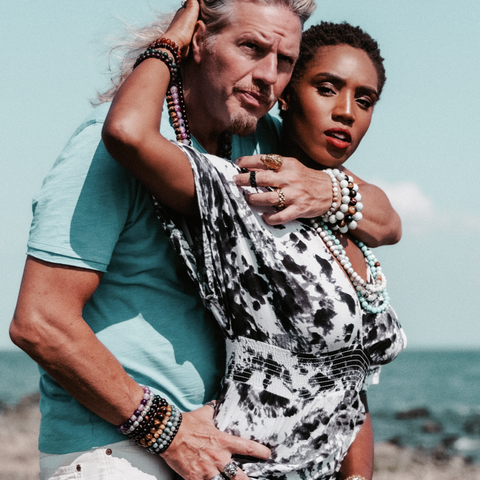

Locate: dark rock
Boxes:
[422,420,443,433]
[464,413,480,435]
[395,407,430,420]
[3,392,41,415]
[441,435,459,448]
[387,436,402,446]
[432,444,451,462]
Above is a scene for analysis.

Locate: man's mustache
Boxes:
[232,84,276,104]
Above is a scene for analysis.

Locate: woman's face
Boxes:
[284,44,379,169]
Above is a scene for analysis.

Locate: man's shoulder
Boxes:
[232,113,283,158]
[258,112,282,130]
[69,102,111,138]
[255,113,282,143]
[48,102,122,177]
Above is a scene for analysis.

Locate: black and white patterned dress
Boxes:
[156,145,406,480]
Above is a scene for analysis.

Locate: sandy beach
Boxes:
[2,394,480,480]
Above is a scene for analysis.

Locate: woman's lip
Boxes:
[324,129,352,149]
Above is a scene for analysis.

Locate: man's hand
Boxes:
[234,155,402,247]
[162,405,271,480]
[234,155,332,225]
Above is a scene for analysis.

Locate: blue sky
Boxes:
[1,0,479,350]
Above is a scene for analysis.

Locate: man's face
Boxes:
[194,1,302,136]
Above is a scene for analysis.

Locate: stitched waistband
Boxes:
[225,337,370,398]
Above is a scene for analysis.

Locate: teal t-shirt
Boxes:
[27,102,281,453]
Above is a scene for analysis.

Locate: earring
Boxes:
[280,103,288,111]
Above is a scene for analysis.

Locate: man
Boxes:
[10,1,400,479]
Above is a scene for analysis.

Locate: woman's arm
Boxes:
[344,168,401,247]
[234,157,401,247]
[337,393,374,480]
[103,58,196,215]
[102,6,200,216]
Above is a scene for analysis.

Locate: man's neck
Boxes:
[182,63,223,155]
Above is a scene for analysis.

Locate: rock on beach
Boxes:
[0,393,41,480]
[2,395,480,480]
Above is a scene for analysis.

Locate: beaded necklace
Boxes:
[134,37,232,159]
[169,81,232,159]
[310,218,390,314]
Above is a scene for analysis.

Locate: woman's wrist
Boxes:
[321,168,363,232]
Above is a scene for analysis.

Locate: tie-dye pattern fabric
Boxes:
[153,145,406,480]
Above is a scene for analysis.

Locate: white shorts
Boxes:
[39,440,177,480]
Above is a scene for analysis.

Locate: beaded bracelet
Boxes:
[133,37,182,72]
[149,37,182,66]
[118,385,154,435]
[118,386,183,455]
[322,169,339,219]
[133,37,191,146]
[133,48,179,78]
[321,169,363,233]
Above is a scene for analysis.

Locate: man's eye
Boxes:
[243,42,258,51]
[278,55,294,65]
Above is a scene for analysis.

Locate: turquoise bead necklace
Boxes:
[310,218,390,314]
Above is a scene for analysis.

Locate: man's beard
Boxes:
[227,83,275,136]
[227,110,258,137]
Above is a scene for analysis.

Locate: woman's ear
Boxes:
[191,20,207,64]
[278,96,289,112]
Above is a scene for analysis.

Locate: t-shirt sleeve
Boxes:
[27,120,136,272]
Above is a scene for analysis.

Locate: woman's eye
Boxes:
[357,97,373,109]
[317,85,335,95]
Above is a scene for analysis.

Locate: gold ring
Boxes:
[260,154,283,171]
[276,189,286,210]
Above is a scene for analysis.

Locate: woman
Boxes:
[103,8,406,480]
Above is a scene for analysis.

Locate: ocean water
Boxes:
[1,348,479,461]
[368,349,480,462]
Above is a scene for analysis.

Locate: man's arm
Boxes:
[10,256,269,480]
[337,393,374,480]
[10,256,144,424]
[234,156,401,247]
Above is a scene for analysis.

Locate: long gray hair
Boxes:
[96,0,315,104]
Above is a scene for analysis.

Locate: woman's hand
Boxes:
[165,0,200,53]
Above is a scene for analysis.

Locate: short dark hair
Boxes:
[285,21,386,103]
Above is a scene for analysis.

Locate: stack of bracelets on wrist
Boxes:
[322,169,340,219]
[321,168,363,233]
[118,386,183,455]
[133,38,191,146]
